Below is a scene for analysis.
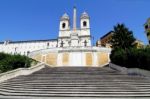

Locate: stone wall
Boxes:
[97,52,109,66]
[29,47,111,67]
[62,53,69,66]
[86,53,93,66]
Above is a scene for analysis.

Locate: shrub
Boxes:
[0,53,10,60]
[110,48,127,66]
[0,53,34,73]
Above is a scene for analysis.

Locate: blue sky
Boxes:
[0,0,149,44]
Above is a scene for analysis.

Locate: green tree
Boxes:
[111,24,135,50]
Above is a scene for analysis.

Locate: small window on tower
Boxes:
[145,25,148,29]
[147,32,150,36]
[83,21,87,27]
[62,23,66,29]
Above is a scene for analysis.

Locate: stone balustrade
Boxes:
[109,63,150,77]
[0,63,45,83]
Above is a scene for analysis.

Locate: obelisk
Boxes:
[71,6,79,47]
[73,6,77,30]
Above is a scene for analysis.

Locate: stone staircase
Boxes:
[0,65,150,99]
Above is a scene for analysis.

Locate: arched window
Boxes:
[47,42,49,46]
[145,25,148,29]
[83,21,87,27]
[62,23,66,29]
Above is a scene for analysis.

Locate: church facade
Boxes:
[0,7,91,55]
[58,7,91,47]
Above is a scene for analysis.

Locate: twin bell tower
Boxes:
[58,7,91,47]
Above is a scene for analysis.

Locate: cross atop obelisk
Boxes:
[73,6,77,30]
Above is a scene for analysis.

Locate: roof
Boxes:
[100,31,114,40]
[80,11,89,19]
[0,39,57,44]
[61,13,69,20]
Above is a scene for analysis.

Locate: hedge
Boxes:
[110,47,150,70]
[0,53,35,73]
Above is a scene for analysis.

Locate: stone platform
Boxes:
[29,47,111,67]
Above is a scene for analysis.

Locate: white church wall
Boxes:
[80,29,90,36]
[59,30,71,37]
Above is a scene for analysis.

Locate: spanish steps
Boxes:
[0,65,150,99]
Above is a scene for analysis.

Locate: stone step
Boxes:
[1,93,150,98]
[2,80,150,85]
[0,66,150,98]
[8,78,146,82]
[1,84,150,88]
[0,88,150,94]
[5,79,149,83]
[0,96,150,99]
[12,74,133,76]
[0,87,147,91]
[0,90,150,97]
[2,80,150,86]
[9,75,145,79]
[1,84,150,90]
[1,86,150,92]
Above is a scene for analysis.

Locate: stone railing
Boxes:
[109,63,150,78]
[0,63,45,83]
[29,46,111,57]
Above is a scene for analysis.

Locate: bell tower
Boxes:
[80,12,90,29]
[59,13,70,31]
[58,13,70,47]
[80,12,91,46]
